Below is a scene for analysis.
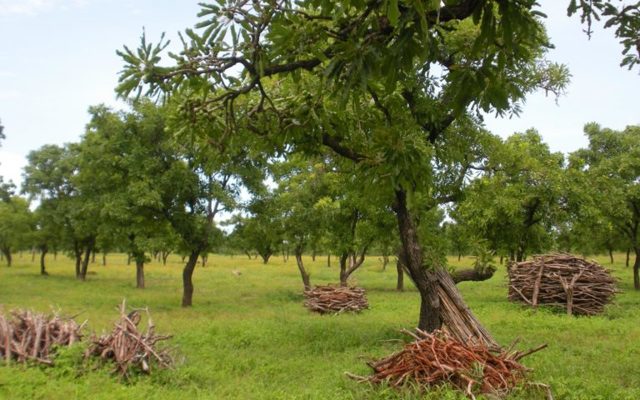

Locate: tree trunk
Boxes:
[182,249,201,307]
[382,254,389,271]
[79,239,94,281]
[608,248,614,264]
[451,268,495,284]
[127,254,132,265]
[625,248,630,267]
[102,252,107,266]
[136,260,145,289]
[327,254,331,268]
[201,254,207,267]
[162,251,170,265]
[245,251,252,260]
[311,249,316,262]
[91,248,96,264]
[2,247,12,267]
[634,247,640,290]
[73,241,81,278]
[40,245,48,276]
[339,253,349,287]
[260,252,271,264]
[31,247,36,262]
[394,189,441,332]
[396,258,404,292]
[458,253,462,261]
[295,246,311,290]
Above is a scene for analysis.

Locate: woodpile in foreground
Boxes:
[85,301,172,378]
[508,253,617,316]
[348,329,546,399]
[0,309,84,365]
[303,285,369,314]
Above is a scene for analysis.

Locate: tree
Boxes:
[0,197,33,267]
[456,130,565,262]
[569,123,640,288]
[0,119,16,202]
[23,144,98,280]
[117,1,586,339]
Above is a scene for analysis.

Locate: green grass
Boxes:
[0,252,639,399]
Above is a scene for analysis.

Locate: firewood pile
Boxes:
[303,285,369,314]
[85,301,172,378]
[0,309,85,365]
[348,329,546,399]
[508,253,617,316]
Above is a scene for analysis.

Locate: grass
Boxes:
[0,252,639,399]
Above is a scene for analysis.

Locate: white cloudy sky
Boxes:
[1,1,639,188]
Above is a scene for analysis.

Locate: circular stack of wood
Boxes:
[508,253,617,315]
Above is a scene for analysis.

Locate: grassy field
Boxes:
[0,252,638,399]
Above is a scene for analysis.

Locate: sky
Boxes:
[0,1,639,189]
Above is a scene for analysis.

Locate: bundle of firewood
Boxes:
[348,329,546,399]
[0,309,85,365]
[508,253,617,315]
[85,301,172,378]
[303,285,369,314]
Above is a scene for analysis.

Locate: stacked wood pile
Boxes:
[435,268,500,350]
[303,285,369,314]
[508,253,617,315]
[0,309,85,365]
[85,301,172,378]
[348,329,546,399]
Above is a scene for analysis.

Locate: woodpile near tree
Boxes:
[303,285,369,314]
[508,253,617,316]
[348,329,547,399]
[0,309,85,365]
[85,301,172,378]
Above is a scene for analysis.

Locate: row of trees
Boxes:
[2,1,638,334]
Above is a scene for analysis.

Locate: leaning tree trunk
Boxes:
[260,251,272,264]
[136,260,145,289]
[451,267,495,284]
[40,245,48,276]
[294,246,311,290]
[182,249,201,307]
[394,189,497,348]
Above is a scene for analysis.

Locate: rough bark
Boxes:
[135,260,145,289]
[182,249,201,307]
[451,267,495,284]
[394,189,441,332]
[396,258,404,292]
[295,246,311,290]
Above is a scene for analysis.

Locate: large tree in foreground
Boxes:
[117,1,605,340]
